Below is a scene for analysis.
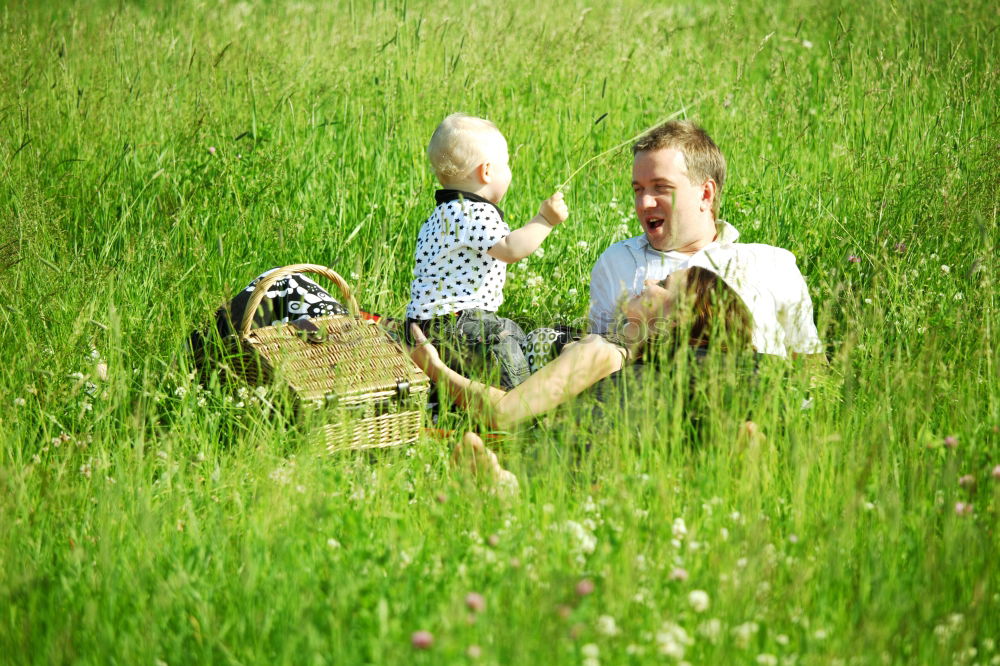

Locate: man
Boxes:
[589,120,822,357]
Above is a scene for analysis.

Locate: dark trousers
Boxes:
[406,309,529,390]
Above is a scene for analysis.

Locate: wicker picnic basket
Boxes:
[222,264,429,452]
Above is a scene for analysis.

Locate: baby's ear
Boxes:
[475,161,491,185]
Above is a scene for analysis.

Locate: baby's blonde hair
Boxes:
[427,113,506,184]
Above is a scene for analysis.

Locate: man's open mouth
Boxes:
[645,218,665,231]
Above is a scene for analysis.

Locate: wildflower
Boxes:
[802,39,814,48]
[954,292,963,300]
[14,397,26,407]
[615,223,630,237]
[535,246,545,258]
[757,654,778,666]
[575,578,595,596]
[958,474,976,489]
[79,463,92,479]
[576,240,589,250]
[326,538,341,549]
[487,533,500,547]
[563,520,597,557]
[776,634,790,645]
[208,146,216,155]
[465,592,486,613]
[847,255,861,264]
[732,621,760,648]
[813,628,828,640]
[582,643,600,659]
[466,645,482,659]
[894,242,907,253]
[992,465,1000,480]
[954,502,973,516]
[672,517,687,540]
[596,615,620,637]
[941,264,950,273]
[944,435,958,448]
[411,630,433,649]
[698,618,723,642]
[656,621,693,659]
[688,590,710,613]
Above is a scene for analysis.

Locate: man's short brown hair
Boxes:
[632,120,726,217]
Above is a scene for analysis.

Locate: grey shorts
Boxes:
[406,309,529,390]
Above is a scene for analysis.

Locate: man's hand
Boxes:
[539,192,569,227]
[406,324,444,380]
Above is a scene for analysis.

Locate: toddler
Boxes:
[406,113,568,389]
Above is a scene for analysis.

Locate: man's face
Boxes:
[632,148,714,252]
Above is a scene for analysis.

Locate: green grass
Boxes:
[1,0,998,663]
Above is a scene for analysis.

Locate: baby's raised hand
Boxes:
[539,192,569,227]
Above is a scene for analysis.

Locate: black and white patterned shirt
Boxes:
[406,190,510,320]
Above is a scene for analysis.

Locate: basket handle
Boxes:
[240,264,361,338]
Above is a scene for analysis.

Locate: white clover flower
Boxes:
[802,39,814,48]
[596,615,619,636]
[79,463,92,479]
[576,240,589,250]
[672,517,687,540]
[327,538,341,549]
[688,590,710,613]
[941,264,950,273]
[581,643,600,658]
[698,618,723,643]
[563,520,597,556]
[656,621,693,659]
[732,621,760,649]
[954,292,963,300]
[534,246,545,258]
[756,654,778,666]
[14,397,26,407]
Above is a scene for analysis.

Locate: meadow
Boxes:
[1,0,998,663]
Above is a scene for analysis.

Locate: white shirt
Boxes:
[589,221,741,332]
[588,222,822,356]
[406,190,510,320]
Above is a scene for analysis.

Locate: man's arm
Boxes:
[775,251,825,359]
[589,247,627,334]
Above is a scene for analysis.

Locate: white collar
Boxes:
[625,220,741,253]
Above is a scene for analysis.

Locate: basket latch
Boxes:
[396,380,410,398]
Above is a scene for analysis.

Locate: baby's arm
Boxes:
[487,192,568,264]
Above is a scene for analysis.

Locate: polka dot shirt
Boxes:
[406,190,510,320]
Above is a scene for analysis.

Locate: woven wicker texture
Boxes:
[243,315,428,404]
[221,264,428,452]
